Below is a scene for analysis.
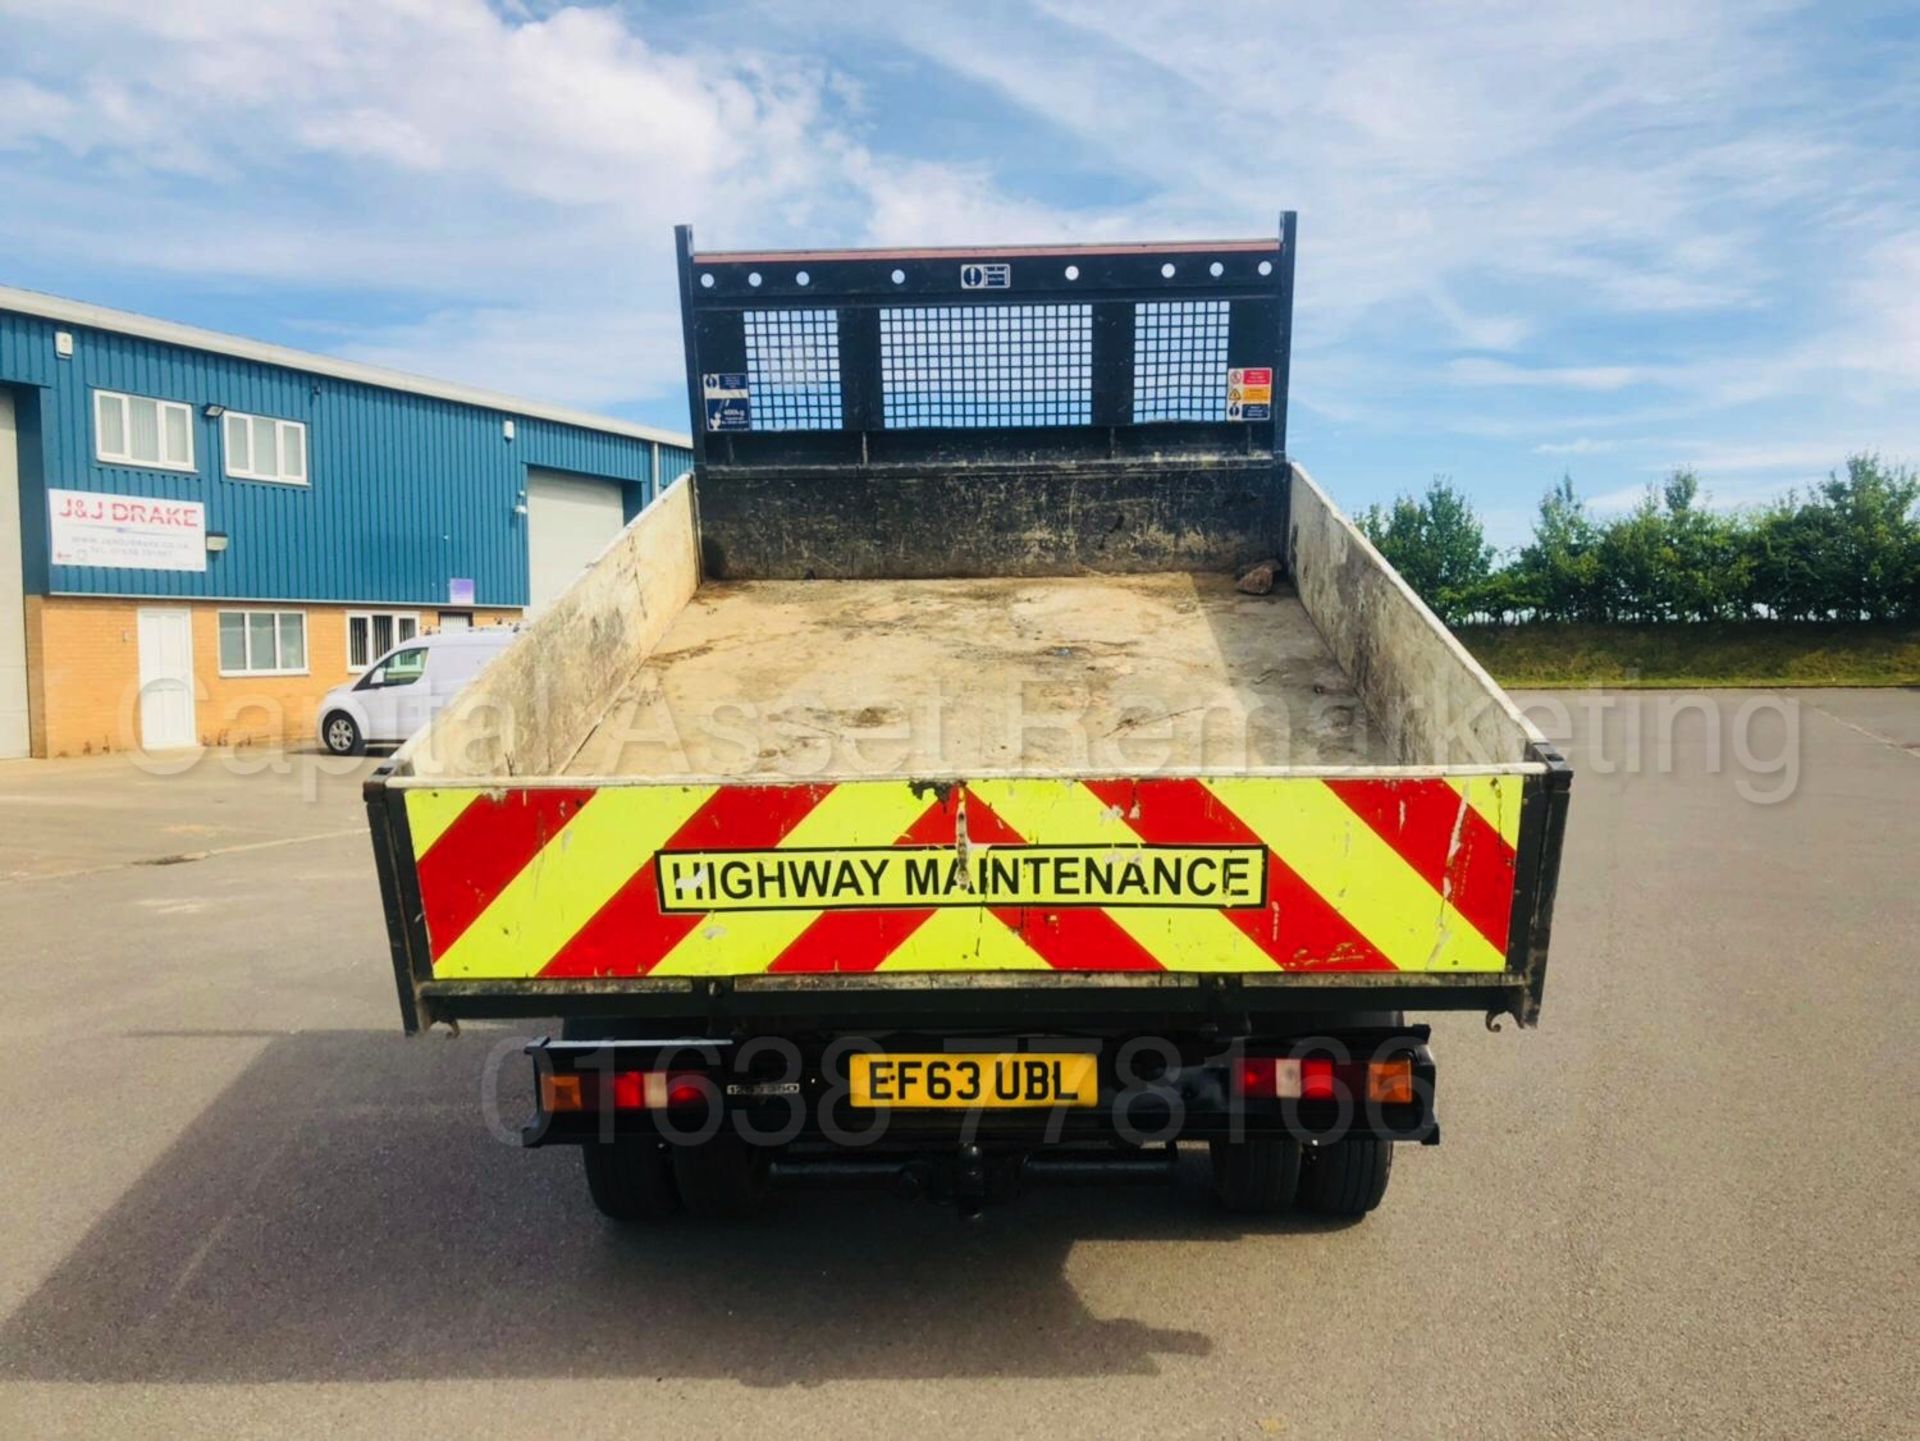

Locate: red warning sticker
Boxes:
[1227,367,1273,421]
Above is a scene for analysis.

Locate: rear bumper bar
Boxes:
[521,1029,1439,1152]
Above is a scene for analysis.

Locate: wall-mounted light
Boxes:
[205,532,230,553]
[502,419,516,442]
[54,331,74,360]
[512,490,528,517]
[203,403,226,419]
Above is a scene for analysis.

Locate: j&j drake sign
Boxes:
[49,489,206,572]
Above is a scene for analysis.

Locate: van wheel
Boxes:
[1297,1138,1394,1219]
[672,1135,772,1219]
[322,711,364,756]
[1210,1136,1303,1214]
[582,1139,680,1222]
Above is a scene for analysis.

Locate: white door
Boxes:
[0,391,27,758]
[354,643,432,743]
[353,676,401,743]
[526,469,625,612]
[136,607,196,749]
[389,645,436,739]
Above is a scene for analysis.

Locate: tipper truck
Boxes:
[365,215,1571,1221]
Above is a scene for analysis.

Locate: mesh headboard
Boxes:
[672,217,1298,580]
[675,216,1296,469]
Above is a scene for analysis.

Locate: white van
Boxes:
[316,628,516,755]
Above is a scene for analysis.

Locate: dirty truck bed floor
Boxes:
[561,572,1393,778]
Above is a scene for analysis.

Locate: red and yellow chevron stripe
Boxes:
[400,774,1524,980]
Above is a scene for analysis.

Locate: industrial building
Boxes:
[0,287,690,758]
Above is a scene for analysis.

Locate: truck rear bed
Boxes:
[365,219,1569,1038]
[564,572,1391,778]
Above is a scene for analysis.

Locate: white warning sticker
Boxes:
[960,262,1011,290]
[703,372,751,432]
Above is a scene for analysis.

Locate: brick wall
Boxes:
[27,596,521,757]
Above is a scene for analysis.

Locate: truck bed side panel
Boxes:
[403,478,700,779]
[1288,463,1540,767]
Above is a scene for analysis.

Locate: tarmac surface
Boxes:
[0,689,1914,1438]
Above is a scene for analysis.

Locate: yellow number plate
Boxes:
[850,1053,1099,1109]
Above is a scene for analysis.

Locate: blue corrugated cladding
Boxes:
[658,445,694,486]
[0,308,691,607]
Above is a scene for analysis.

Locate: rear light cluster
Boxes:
[540,1070,709,1113]
[1236,1055,1414,1105]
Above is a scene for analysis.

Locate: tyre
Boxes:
[1296,1137,1393,1219]
[1209,1136,1303,1214]
[671,1135,773,1219]
[582,1139,679,1222]
[321,710,364,756]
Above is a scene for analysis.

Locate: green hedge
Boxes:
[1358,455,1920,626]
[1454,621,1920,687]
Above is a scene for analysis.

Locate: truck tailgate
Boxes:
[372,763,1560,1012]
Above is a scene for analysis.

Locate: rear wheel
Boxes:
[1296,1137,1394,1219]
[321,711,364,756]
[582,1139,679,1222]
[1210,1136,1303,1214]
[672,1135,773,1219]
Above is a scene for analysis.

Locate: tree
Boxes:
[1359,454,1916,627]
[1741,456,1920,621]
[1513,475,1603,622]
[1661,469,1745,622]
[1358,476,1495,624]
[1813,454,1920,621]
[1450,568,1534,624]
[1745,495,1828,621]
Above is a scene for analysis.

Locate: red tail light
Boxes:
[1238,1057,1275,1095]
[609,1069,709,1110]
[1236,1057,1305,1099]
[1234,1054,1408,1103]
[1301,1058,1335,1100]
[666,1078,706,1108]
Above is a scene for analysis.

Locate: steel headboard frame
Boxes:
[675,215,1298,470]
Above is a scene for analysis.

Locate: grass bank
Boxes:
[1453,622,1920,688]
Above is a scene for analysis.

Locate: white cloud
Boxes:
[1583,482,1661,515]
[332,301,687,411]
[872,1,1812,311]
[1534,437,1618,456]
[0,0,1913,450]
[1448,358,1652,392]
[0,0,1091,410]
[858,0,1916,420]
[1668,441,1869,475]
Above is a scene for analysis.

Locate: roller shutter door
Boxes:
[526,469,625,612]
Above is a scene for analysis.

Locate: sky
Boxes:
[1,0,1915,548]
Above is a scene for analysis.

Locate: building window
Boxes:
[223,411,308,485]
[95,390,194,471]
[218,610,307,676]
[347,611,420,671]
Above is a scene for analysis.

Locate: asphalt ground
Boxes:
[0,689,1914,1438]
